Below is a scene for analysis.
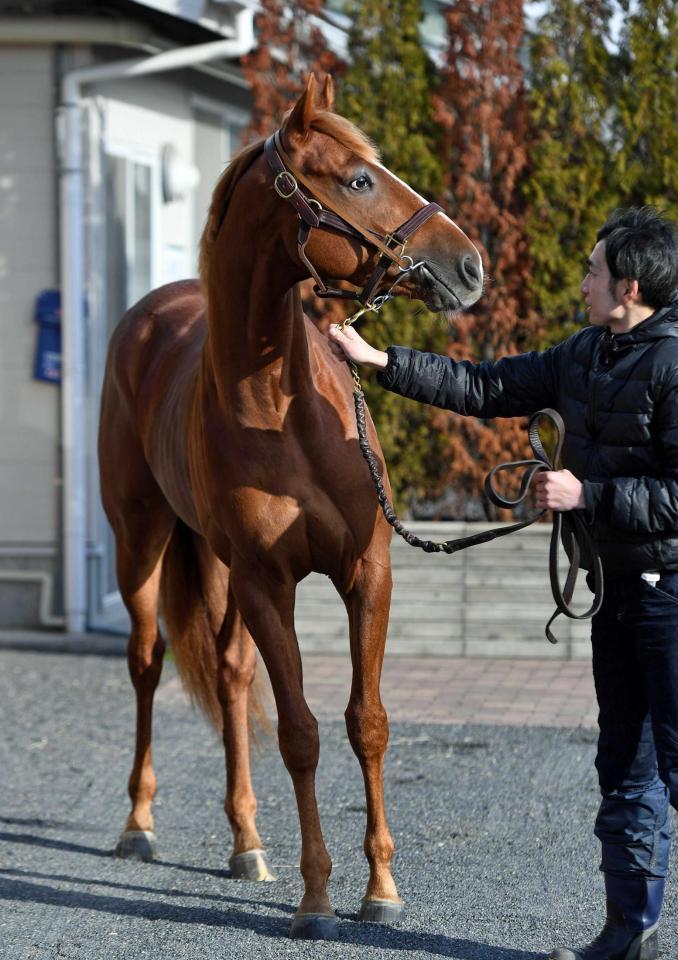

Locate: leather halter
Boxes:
[264,130,443,307]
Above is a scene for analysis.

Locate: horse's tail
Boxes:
[160,520,269,735]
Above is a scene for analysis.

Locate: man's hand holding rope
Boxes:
[534,470,585,511]
[328,323,388,370]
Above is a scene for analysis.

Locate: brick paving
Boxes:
[0,631,598,729]
[300,655,598,728]
[156,654,599,729]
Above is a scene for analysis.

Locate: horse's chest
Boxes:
[218,483,358,578]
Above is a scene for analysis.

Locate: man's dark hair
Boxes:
[597,206,678,309]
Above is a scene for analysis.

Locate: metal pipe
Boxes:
[58,5,255,632]
[0,571,65,628]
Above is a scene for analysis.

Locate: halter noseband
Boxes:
[264,130,442,308]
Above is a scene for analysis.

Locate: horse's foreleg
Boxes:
[114,515,173,861]
[342,557,402,922]
[217,587,275,881]
[230,564,337,940]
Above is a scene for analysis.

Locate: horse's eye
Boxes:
[348,174,371,192]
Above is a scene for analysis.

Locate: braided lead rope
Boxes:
[350,375,545,554]
[339,302,544,554]
[341,329,605,641]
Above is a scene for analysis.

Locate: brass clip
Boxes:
[384,234,408,259]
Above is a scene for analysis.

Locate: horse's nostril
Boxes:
[460,255,481,287]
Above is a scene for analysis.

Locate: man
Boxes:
[329,206,678,960]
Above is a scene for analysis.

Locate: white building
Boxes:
[0,0,256,630]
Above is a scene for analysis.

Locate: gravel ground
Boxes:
[0,648,676,960]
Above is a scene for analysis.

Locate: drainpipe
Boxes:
[58,6,255,632]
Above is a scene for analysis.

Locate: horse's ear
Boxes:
[320,75,335,112]
[285,75,317,142]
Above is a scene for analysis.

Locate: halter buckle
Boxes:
[384,234,408,259]
[274,171,298,199]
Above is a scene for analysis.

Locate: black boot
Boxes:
[548,875,663,960]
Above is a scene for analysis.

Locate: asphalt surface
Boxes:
[1,647,677,959]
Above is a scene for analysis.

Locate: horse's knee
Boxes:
[345,700,389,758]
[278,711,320,774]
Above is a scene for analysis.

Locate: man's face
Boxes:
[581,240,624,326]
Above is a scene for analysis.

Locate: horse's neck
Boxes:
[201,252,314,414]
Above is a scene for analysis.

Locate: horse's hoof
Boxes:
[290,913,339,940]
[114,830,157,861]
[229,848,276,882]
[358,897,404,924]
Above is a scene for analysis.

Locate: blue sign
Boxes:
[34,289,61,384]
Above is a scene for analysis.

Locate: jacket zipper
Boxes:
[585,337,607,438]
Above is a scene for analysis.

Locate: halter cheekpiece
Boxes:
[264,130,442,308]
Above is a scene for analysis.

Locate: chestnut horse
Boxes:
[99,74,483,939]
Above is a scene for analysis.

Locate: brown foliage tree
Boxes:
[433,0,542,518]
[241,1,340,140]
[240,1,345,324]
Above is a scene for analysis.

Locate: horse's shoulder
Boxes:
[111,280,206,353]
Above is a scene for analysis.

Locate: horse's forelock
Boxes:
[308,111,380,165]
[281,105,379,165]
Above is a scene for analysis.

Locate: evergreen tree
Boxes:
[525,0,616,341]
[613,0,678,213]
[435,0,539,517]
[337,0,450,511]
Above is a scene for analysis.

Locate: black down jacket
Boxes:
[377,297,678,577]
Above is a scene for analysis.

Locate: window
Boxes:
[105,152,156,340]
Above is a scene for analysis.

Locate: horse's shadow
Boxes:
[0,837,543,959]
[0,831,283,890]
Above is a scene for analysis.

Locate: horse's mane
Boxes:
[199,138,266,288]
[199,109,379,289]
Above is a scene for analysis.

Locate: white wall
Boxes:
[0,46,59,545]
[0,44,250,626]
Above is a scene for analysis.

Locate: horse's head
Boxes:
[274,75,483,313]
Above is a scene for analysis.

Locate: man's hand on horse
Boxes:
[328,324,389,370]
[534,469,585,511]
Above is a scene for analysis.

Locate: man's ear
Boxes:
[284,74,317,143]
[624,279,640,301]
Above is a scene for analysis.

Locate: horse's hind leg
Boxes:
[341,555,402,923]
[113,505,174,861]
[217,585,275,881]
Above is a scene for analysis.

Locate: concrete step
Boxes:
[294,523,594,659]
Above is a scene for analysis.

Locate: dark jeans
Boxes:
[591,572,678,879]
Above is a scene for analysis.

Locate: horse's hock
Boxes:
[295,522,593,659]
